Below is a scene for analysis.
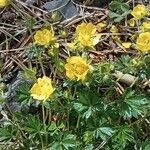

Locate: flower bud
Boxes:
[51,11,62,22]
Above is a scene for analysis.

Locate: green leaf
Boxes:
[110,0,129,12]
[112,126,134,149]
[24,115,42,135]
[83,131,93,144]
[74,90,103,119]
[94,127,114,140]
[51,133,76,150]
[0,127,15,142]
[109,10,130,23]
[23,68,37,80]
[144,143,150,150]
[26,46,45,59]
[49,121,57,131]
[118,89,148,119]
[109,0,130,22]
[83,144,94,150]
[24,17,36,31]
[16,82,32,105]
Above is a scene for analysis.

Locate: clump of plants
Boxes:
[0,0,150,150]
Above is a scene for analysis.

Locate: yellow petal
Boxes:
[122,42,132,49]
[65,56,91,81]
[30,76,54,101]
[136,32,150,52]
[131,4,148,20]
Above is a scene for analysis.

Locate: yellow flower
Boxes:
[128,18,136,27]
[97,22,107,32]
[30,76,55,101]
[136,32,150,52]
[0,0,10,8]
[34,28,55,47]
[76,22,96,36]
[77,34,100,48]
[122,42,132,49]
[65,56,91,81]
[131,4,148,20]
[140,22,150,32]
[75,22,100,48]
[110,25,118,33]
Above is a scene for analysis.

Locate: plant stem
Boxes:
[5,104,27,140]
[39,134,44,150]
[67,109,70,130]
[39,56,45,76]
[42,104,48,147]
[76,114,81,129]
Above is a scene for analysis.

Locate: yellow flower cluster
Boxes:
[68,23,100,50]
[34,28,55,47]
[65,56,91,81]
[30,76,55,101]
[30,17,150,102]
[128,5,150,53]
[131,4,148,20]
[30,56,92,101]
[136,32,150,52]
[0,0,10,8]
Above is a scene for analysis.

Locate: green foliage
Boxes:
[115,54,150,79]
[1,53,149,149]
[24,115,42,136]
[109,0,130,22]
[24,17,36,31]
[118,89,148,119]
[74,90,103,119]
[26,46,46,59]
[51,133,76,150]
[0,127,16,142]
[112,126,135,149]
[16,82,32,105]
[23,67,37,80]
[48,121,65,135]
[93,126,114,140]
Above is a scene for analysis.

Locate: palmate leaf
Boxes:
[16,81,32,106]
[24,115,42,135]
[143,143,150,150]
[114,55,132,73]
[74,90,103,119]
[0,127,16,142]
[87,118,115,141]
[109,0,130,22]
[94,127,114,140]
[118,89,148,119]
[112,126,134,149]
[51,133,76,150]
[110,0,130,12]
[109,11,130,22]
